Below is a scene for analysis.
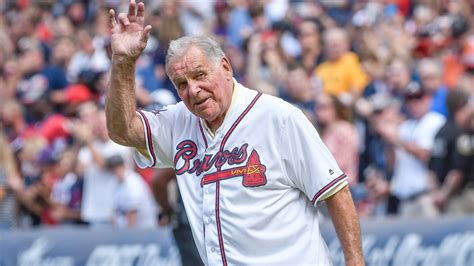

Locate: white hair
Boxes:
[165,35,225,77]
[417,58,443,75]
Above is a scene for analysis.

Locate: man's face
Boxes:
[298,21,319,51]
[169,47,233,128]
[324,33,346,61]
[419,67,441,92]
[406,93,431,119]
[387,62,411,92]
[287,68,311,100]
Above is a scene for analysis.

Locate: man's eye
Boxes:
[178,82,187,90]
[197,72,205,79]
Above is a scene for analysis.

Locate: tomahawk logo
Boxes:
[200,150,267,187]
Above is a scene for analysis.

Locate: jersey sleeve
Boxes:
[416,114,446,150]
[132,108,174,168]
[279,109,348,205]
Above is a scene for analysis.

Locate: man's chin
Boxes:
[200,113,217,122]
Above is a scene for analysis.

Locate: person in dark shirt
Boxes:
[445,112,474,214]
[429,89,474,213]
[429,89,467,185]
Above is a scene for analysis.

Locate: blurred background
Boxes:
[0,0,473,265]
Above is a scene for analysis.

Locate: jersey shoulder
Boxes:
[252,90,301,121]
[151,101,194,122]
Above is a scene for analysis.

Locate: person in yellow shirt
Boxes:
[315,28,369,99]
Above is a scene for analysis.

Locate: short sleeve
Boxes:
[133,108,175,168]
[416,114,446,150]
[280,109,347,205]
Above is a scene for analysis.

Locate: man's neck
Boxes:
[206,116,225,134]
[204,82,236,135]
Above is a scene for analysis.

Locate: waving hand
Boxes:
[109,0,152,62]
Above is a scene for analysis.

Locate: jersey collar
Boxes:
[201,78,241,139]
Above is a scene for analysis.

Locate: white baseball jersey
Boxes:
[134,81,347,265]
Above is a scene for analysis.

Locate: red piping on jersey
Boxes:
[220,92,262,151]
[137,110,157,167]
[200,123,208,249]
[311,174,347,204]
[198,121,209,149]
[215,181,225,265]
[214,91,262,266]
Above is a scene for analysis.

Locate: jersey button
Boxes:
[211,247,216,252]
[206,218,211,224]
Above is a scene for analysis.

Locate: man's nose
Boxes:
[188,81,200,97]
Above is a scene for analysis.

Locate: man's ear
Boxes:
[221,57,233,79]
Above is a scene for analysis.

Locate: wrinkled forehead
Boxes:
[169,48,213,78]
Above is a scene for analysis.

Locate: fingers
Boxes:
[118,12,130,27]
[109,9,117,28]
[127,0,136,23]
[140,25,152,43]
[111,1,147,33]
[136,2,145,26]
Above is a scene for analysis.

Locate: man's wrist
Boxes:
[112,55,136,66]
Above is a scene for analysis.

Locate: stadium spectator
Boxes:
[0,100,30,142]
[279,63,317,120]
[17,136,52,226]
[429,89,474,214]
[315,93,359,187]
[0,132,25,229]
[417,58,449,117]
[378,82,446,217]
[445,111,474,214]
[296,18,323,75]
[50,147,83,224]
[68,29,110,83]
[106,155,157,229]
[77,109,133,227]
[386,59,412,101]
[359,93,403,188]
[179,0,215,37]
[314,27,369,100]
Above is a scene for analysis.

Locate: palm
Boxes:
[112,24,146,59]
[109,1,151,61]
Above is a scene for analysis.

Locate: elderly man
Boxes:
[314,27,369,99]
[417,58,449,117]
[106,1,363,265]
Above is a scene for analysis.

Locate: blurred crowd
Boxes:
[1,0,474,230]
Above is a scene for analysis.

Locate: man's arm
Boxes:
[106,57,146,149]
[106,0,151,152]
[432,169,464,209]
[325,186,364,266]
[377,124,431,162]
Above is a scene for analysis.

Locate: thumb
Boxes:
[140,25,152,43]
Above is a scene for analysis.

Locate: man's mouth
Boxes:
[195,98,210,106]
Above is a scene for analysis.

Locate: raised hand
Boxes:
[109,0,152,62]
